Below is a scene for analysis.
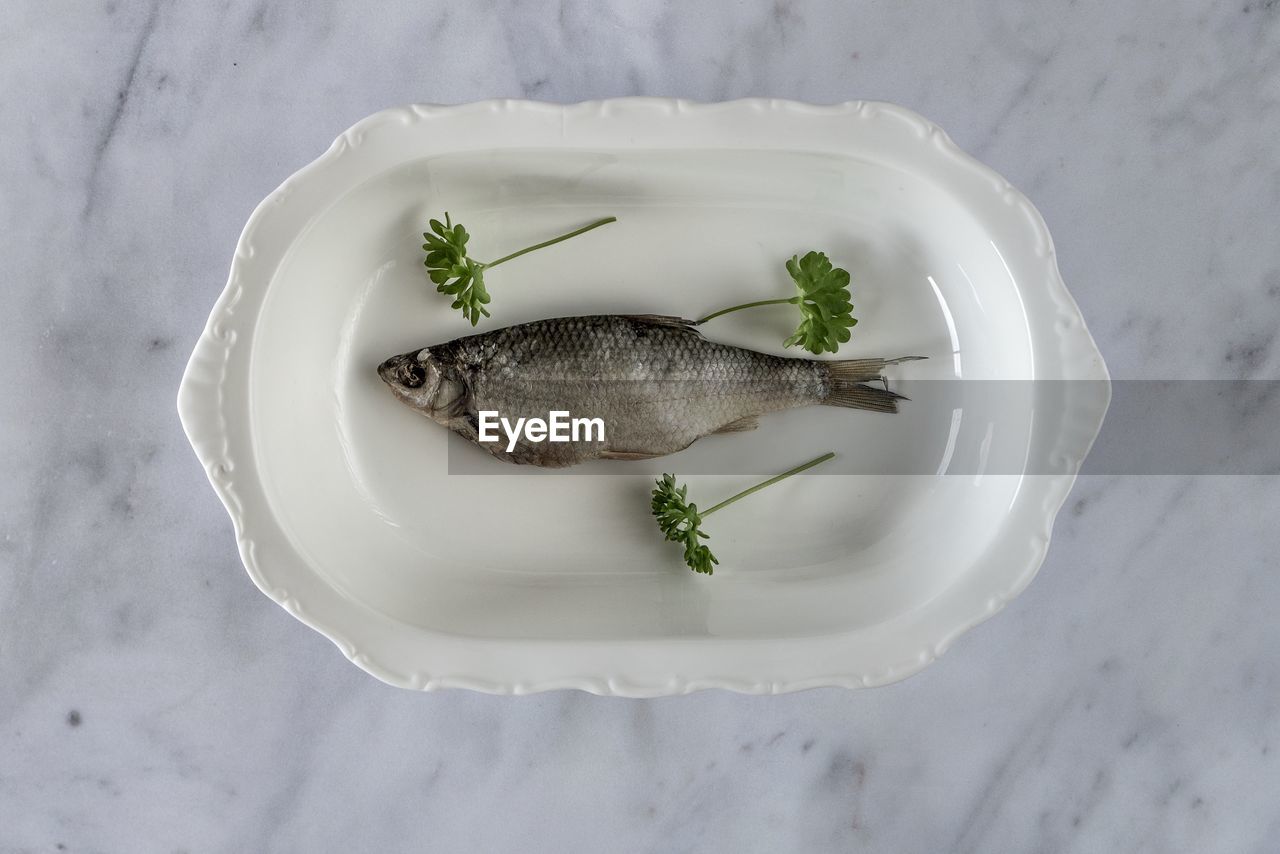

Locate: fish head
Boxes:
[377,348,467,424]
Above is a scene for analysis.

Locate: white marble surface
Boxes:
[3,1,1279,851]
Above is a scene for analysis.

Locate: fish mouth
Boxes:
[377,354,426,389]
[376,355,400,385]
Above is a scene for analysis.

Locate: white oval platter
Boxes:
[178,99,1109,695]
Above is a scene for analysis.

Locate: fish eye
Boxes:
[400,361,427,388]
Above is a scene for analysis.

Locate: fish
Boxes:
[377,314,921,468]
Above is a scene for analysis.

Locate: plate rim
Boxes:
[178,98,1111,696]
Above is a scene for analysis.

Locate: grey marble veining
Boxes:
[2,1,1279,851]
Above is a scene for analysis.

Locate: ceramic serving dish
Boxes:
[178,99,1109,695]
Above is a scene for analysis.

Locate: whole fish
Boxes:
[377,314,920,468]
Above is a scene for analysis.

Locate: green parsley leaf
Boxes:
[650,473,719,575]
[650,452,834,575]
[422,212,616,326]
[695,250,858,355]
[782,251,857,355]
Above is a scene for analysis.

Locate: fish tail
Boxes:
[823,356,925,414]
[824,384,906,413]
[827,356,925,384]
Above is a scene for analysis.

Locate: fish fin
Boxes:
[711,415,759,434]
[449,414,481,444]
[625,314,704,335]
[600,449,663,461]
[824,383,907,414]
[827,355,927,384]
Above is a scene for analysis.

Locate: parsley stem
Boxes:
[701,452,835,517]
[482,216,617,269]
[695,297,796,325]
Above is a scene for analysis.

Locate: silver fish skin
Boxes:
[377,314,918,468]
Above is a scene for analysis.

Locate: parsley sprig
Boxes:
[650,452,835,574]
[424,213,617,325]
[697,250,857,355]
[651,474,718,574]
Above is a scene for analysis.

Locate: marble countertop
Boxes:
[3,1,1278,851]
